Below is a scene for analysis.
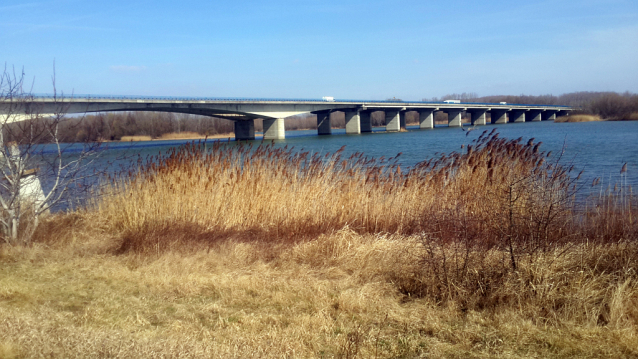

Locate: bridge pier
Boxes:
[418,109,434,129]
[317,111,332,135]
[400,111,407,130]
[345,110,361,134]
[491,109,508,124]
[542,110,557,121]
[510,109,526,123]
[234,120,255,141]
[470,109,487,126]
[360,111,372,132]
[385,110,401,132]
[528,109,542,122]
[447,109,463,127]
[263,118,285,140]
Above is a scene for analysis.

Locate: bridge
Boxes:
[1,96,571,140]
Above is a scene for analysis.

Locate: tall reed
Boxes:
[93,130,633,257]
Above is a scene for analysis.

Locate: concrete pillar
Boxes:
[345,110,361,134]
[385,110,401,132]
[263,118,285,140]
[447,109,463,127]
[360,111,372,132]
[542,110,557,121]
[234,120,255,141]
[528,109,542,122]
[491,109,508,124]
[20,171,46,210]
[470,109,487,126]
[510,109,526,123]
[317,111,332,135]
[4,143,46,212]
[400,111,407,130]
[418,109,434,129]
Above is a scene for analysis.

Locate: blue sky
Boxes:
[2,0,637,100]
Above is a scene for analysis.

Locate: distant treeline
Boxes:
[429,91,638,120]
[7,91,636,143]
[46,111,405,142]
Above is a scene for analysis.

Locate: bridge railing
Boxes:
[22,94,570,109]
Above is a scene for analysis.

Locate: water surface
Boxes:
[100,120,637,186]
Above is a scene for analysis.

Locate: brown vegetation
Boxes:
[436,91,638,121]
[119,135,152,141]
[34,111,401,143]
[554,114,602,123]
[1,132,637,357]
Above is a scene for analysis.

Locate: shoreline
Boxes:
[113,132,235,142]
[94,117,638,144]
[110,125,422,143]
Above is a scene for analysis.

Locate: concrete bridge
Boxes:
[1,96,571,140]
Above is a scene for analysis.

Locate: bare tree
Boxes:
[0,65,102,244]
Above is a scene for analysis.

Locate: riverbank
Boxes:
[2,230,636,358]
[1,134,636,357]
[555,114,603,123]
[118,131,235,142]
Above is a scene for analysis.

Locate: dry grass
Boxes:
[554,115,602,123]
[626,112,638,121]
[1,130,637,357]
[119,135,153,141]
[158,132,211,140]
[95,130,590,257]
[117,132,235,143]
[1,227,637,358]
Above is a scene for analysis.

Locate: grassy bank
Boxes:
[118,132,234,142]
[554,115,602,123]
[1,131,637,357]
[2,230,637,358]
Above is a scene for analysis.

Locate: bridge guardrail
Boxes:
[18,94,570,109]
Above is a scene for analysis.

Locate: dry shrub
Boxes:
[29,213,83,246]
[411,238,638,319]
[554,114,602,122]
[0,341,21,359]
[157,131,208,140]
[86,129,638,317]
[95,141,435,252]
[95,130,584,259]
[3,127,638,357]
[2,228,638,357]
[119,135,152,141]
[584,191,637,244]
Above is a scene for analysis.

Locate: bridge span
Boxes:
[1,96,571,140]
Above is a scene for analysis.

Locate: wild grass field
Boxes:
[554,115,602,123]
[1,130,636,358]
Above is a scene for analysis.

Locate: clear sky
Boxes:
[2,0,637,100]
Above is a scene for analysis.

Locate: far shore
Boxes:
[111,125,419,143]
[112,128,327,142]
[108,115,638,143]
[115,132,235,142]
